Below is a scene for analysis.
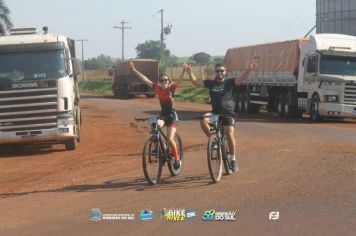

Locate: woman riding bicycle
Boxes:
[130,61,186,168]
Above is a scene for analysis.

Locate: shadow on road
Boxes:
[0,173,216,199]
[0,144,67,158]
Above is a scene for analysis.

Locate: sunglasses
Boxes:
[159,79,169,83]
[215,70,225,73]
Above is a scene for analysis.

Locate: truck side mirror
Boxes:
[71,58,82,75]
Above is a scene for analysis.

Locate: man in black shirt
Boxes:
[186,62,258,172]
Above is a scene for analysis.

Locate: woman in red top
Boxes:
[130,61,187,168]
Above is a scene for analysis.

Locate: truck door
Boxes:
[303,54,319,93]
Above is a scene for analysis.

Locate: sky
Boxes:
[6,0,316,60]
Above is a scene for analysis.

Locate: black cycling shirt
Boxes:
[203,78,236,115]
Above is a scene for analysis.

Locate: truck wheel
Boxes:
[65,138,77,150]
[277,94,284,117]
[146,94,156,98]
[283,93,294,118]
[118,84,129,99]
[244,92,250,113]
[310,94,322,121]
[237,93,244,112]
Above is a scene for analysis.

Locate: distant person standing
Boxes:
[185,60,258,172]
[130,61,187,169]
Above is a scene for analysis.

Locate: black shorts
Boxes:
[219,115,236,126]
[161,112,178,127]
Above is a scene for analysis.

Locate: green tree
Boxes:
[84,54,115,70]
[135,40,171,61]
[136,40,161,60]
[213,57,224,65]
[0,0,13,34]
[190,52,211,65]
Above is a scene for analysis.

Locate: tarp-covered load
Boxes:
[224,40,302,85]
[116,59,158,76]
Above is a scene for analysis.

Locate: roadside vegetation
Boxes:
[79,65,214,103]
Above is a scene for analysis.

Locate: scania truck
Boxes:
[0,27,82,150]
[225,34,356,120]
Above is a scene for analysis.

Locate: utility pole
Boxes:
[114,21,132,61]
[159,9,165,65]
[76,39,88,83]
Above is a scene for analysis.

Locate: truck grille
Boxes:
[344,81,356,105]
[0,80,58,132]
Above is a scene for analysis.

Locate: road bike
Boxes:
[134,116,183,185]
[205,114,233,183]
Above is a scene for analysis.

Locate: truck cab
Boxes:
[0,27,82,150]
[298,34,356,120]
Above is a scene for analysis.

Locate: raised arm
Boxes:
[234,58,259,86]
[200,65,206,81]
[185,64,204,88]
[174,65,186,88]
[130,61,154,88]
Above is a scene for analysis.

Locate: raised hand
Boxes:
[250,57,259,70]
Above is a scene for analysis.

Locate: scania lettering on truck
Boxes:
[0,27,82,150]
[225,34,356,121]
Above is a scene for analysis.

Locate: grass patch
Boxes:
[175,83,209,103]
[79,78,112,94]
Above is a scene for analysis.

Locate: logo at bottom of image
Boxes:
[202,209,238,221]
[90,208,135,221]
[140,209,155,221]
[91,208,102,221]
[161,208,196,222]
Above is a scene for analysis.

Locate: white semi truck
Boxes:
[0,27,82,150]
[225,34,356,120]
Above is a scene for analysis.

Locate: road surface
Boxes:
[1,95,355,235]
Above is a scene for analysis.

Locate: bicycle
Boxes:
[134,116,183,185]
[204,114,233,183]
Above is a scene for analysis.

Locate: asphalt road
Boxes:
[1,95,355,236]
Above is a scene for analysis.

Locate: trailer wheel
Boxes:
[244,92,250,113]
[237,93,244,112]
[118,84,129,99]
[277,94,284,117]
[146,94,156,98]
[310,94,322,122]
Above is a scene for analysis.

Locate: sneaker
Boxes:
[173,159,182,169]
[231,159,238,172]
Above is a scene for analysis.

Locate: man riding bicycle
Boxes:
[185,61,258,172]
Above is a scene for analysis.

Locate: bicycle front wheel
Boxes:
[142,137,162,185]
[207,133,222,183]
[167,133,183,176]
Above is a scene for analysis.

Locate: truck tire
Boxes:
[277,94,284,117]
[310,94,322,121]
[65,138,77,150]
[146,94,156,98]
[118,84,129,99]
[244,92,250,113]
[237,93,244,112]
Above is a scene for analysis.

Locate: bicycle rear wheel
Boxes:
[167,133,183,176]
[222,136,232,175]
[207,133,222,183]
[142,137,162,185]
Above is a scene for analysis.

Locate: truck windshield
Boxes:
[0,50,67,82]
[320,55,356,76]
